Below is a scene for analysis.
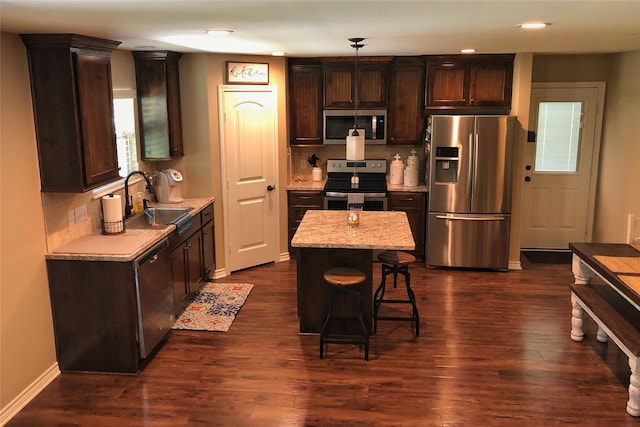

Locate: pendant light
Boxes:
[346,37,365,162]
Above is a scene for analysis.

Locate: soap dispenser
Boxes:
[390,153,404,185]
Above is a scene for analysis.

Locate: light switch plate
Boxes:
[75,204,88,222]
[67,210,75,226]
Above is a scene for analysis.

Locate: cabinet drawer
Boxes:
[288,191,323,207]
[200,203,214,224]
[389,192,426,209]
[168,211,202,250]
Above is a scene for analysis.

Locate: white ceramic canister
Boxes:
[407,149,419,169]
[390,154,404,185]
[404,165,418,187]
[312,167,322,182]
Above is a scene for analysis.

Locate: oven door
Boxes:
[324,193,387,211]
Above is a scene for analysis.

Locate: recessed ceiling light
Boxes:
[206,29,233,36]
[461,48,476,54]
[518,22,549,30]
[272,51,286,56]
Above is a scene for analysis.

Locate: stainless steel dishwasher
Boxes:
[134,238,174,358]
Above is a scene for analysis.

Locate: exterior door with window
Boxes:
[521,82,605,249]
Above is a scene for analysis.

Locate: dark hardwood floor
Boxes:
[8,257,639,426]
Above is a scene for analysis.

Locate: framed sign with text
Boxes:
[226,62,269,84]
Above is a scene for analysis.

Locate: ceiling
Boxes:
[2,1,640,57]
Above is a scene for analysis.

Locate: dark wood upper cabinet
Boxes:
[323,58,389,109]
[133,51,184,160]
[425,54,514,112]
[387,58,425,146]
[21,34,121,192]
[288,58,323,145]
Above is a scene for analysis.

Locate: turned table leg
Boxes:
[571,254,595,342]
[628,356,640,417]
[570,293,585,342]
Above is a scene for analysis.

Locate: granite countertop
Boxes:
[286,179,326,191]
[46,197,215,262]
[291,210,415,250]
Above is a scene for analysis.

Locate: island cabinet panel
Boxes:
[21,34,121,192]
[46,259,140,373]
[287,190,324,258]
[425,54,514,112]
[389,191,427,261]
[133,51,184,159]
[323,59,389,109]
[387,58,425,146]
[288,59,323,145]
[297,248,373,334]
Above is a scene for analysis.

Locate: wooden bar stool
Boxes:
[319,267,369,361]
[373,251,420,336]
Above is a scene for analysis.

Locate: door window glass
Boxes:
[535,101,582,172]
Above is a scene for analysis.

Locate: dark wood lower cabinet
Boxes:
[169,203,215,314]
[44,202,216,374]
[46,259,141,373]
[388,191,427,261]
[170,231,203,313]
[288,190,324,258]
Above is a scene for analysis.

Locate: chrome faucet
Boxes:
[124,171,156,219]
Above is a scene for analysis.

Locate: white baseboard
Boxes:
[279,252,290,262]
[0,362,60,426]
[509,260,523,270]
[212,267,227,279]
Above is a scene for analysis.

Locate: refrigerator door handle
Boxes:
[467,133,474,207]
[436,215,506,221]
[471,132,480,207]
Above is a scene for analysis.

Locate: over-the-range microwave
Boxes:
[323,109,386,145]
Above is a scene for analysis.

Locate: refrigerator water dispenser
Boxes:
[434,147,459,183]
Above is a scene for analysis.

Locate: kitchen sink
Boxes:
[125,207,193,229]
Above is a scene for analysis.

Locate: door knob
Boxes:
[267,185,275,191]
[524,176,531,182]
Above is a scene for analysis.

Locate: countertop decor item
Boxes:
[173,282,254,332]
[225,62,269,84]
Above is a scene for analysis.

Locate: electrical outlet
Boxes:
[67,210,75,226]
[300,159,307,169]
[75,204,88,222]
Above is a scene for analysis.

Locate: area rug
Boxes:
[172,282,253,332]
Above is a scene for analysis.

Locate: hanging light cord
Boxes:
[348,37,365,136]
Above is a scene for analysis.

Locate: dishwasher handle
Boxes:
[134,238,169,268]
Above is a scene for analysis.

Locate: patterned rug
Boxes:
[172,282,254,332]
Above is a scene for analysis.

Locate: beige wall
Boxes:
[594,51,640,242]
[532,52,640,244]
[508,53,533,268]
[0,33,57,413]
[178,53,289,269]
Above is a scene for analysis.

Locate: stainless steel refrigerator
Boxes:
[427,115,516,270]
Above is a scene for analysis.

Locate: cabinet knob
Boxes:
[267,185,275,192]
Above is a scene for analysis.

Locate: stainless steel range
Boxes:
[323,159,388,210]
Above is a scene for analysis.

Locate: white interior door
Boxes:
[521,82,605,249]
[219,86,278,272]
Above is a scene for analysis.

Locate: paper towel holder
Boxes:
[101,194,126,235]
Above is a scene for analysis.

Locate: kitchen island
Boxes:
[291,210,415,334]
[569,242,640,417]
